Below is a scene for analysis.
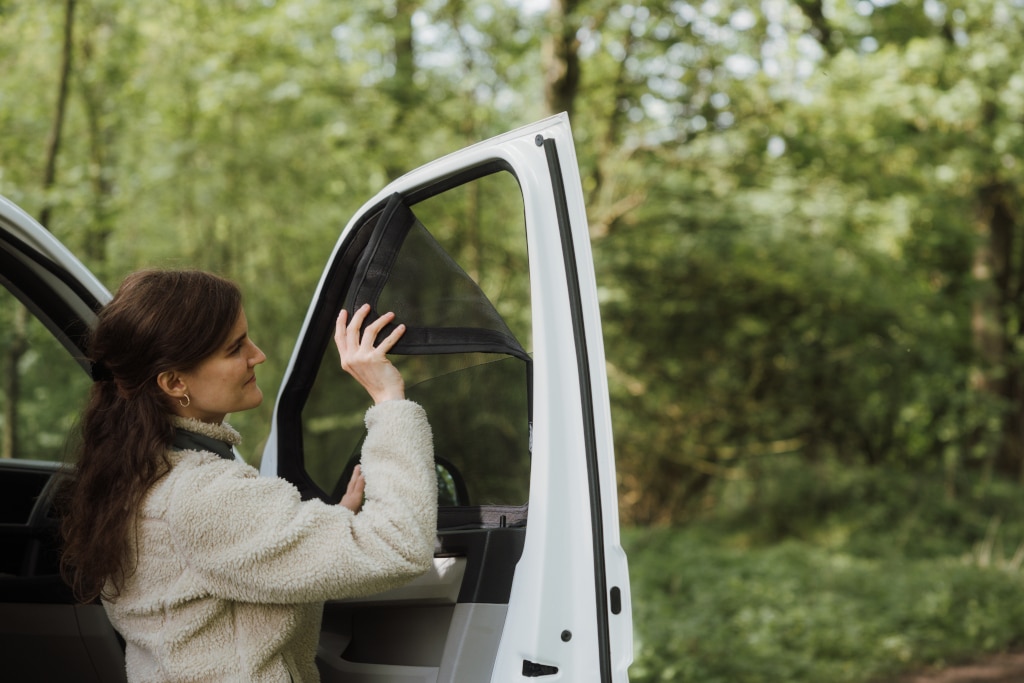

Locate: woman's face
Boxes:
[176,308,267,423]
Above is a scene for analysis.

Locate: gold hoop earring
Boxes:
[179,393,191,408]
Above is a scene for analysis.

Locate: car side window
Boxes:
[0,287,89,462]
[300,171,532,510]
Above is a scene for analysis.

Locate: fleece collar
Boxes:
[169,416,242,461]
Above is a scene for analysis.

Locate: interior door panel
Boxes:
[0,462,126,683]
[315,527,525,682]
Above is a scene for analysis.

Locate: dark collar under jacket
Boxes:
[171,428,236,460]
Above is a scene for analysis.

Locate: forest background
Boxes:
[3,0,1024,681]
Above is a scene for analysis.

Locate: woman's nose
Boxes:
[250,344,267,366]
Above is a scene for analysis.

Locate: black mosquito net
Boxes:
[343,193,530,362]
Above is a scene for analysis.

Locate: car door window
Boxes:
[0,288,89,462]
[295,171,532,513]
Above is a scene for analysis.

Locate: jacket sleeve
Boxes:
[163,399,437,604]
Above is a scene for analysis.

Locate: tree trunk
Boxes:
[2,308,28,459]
[39,0,77,230]
[972,181,1024,480]
[542,0,580,119]
[79,6,119,272]
[382,0,417,181]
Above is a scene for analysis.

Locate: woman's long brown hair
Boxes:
[60,269,242,603]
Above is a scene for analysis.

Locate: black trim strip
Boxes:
[542,137,612,682]
[0,232,103,373]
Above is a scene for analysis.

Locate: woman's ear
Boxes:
[156,370,187,400]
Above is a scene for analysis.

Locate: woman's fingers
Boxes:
[359,309,400,345]
[347,303,372,347]
[333,304,407,404]
[334,308,349,348]
[340,304,405,352]
[372,318,406,354]
[339,464,365,513]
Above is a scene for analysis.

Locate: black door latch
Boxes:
[522,660,559,677]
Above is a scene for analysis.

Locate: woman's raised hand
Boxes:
[334,303,406,405]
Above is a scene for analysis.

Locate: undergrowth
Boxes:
[623,463,1024,682]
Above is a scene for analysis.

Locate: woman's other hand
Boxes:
[339,464,366,512]
[335,303,406,404]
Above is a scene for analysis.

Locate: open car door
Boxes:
[261,114,632,682]
[0,196,125,682]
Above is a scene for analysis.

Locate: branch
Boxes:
[40,0,77,229]
[794,0,839,55]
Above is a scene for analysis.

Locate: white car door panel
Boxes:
[264,114,632,682]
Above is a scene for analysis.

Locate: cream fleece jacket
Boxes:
[102,400,436,683]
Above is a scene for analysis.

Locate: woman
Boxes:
[60,269,436,683]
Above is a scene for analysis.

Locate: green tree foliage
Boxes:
[2,0,1023,533]
[1,0,544,447]
[626,462,1024,681]
[571,0,1024,522]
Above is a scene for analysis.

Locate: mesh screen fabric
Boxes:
[345,193,529,361]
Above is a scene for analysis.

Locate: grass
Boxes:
[623,463,1024,682]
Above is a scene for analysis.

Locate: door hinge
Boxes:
[522,660,559,677]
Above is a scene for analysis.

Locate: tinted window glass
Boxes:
[300,171,531,506]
